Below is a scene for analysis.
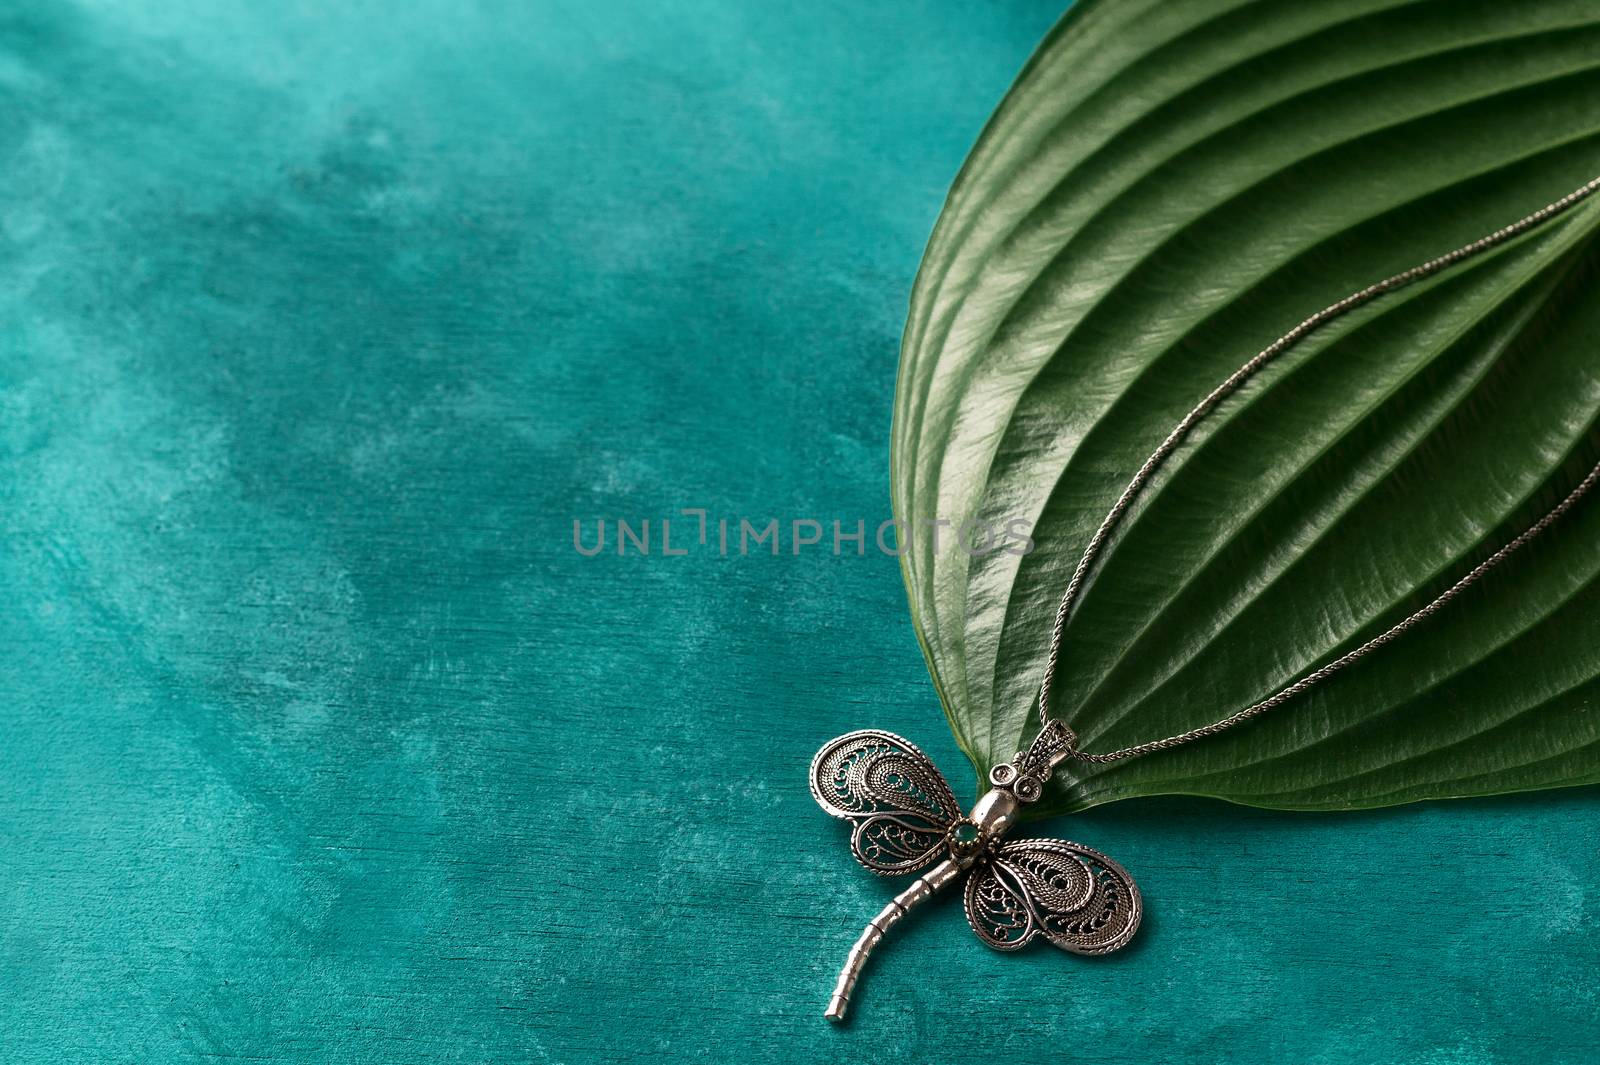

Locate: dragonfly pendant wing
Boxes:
[963,839,1142,954]
[809,730,960,875]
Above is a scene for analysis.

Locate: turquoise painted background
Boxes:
[2,2,1597,1062]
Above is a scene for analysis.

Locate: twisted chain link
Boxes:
[1035,174,1600,764]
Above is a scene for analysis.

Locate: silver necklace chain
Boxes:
[1038,174,1600,765]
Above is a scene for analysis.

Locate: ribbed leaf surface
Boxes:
[895,0,1600,814]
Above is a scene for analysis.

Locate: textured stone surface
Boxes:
[1,2,1596,1062]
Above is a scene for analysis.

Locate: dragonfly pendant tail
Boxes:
[810,728,1141,1022]
[824,858,961,1022]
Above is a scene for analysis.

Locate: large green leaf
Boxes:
[895,0,1600,815]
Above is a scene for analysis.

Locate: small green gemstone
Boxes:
[953,822,979,844]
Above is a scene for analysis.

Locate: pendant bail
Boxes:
[987,720,1077,803]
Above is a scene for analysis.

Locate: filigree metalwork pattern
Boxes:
[962,840,1141,955]
[809,730,958,874]
[963,862,1035,949]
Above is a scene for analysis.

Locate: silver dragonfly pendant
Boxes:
[809,722,1141,1022]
